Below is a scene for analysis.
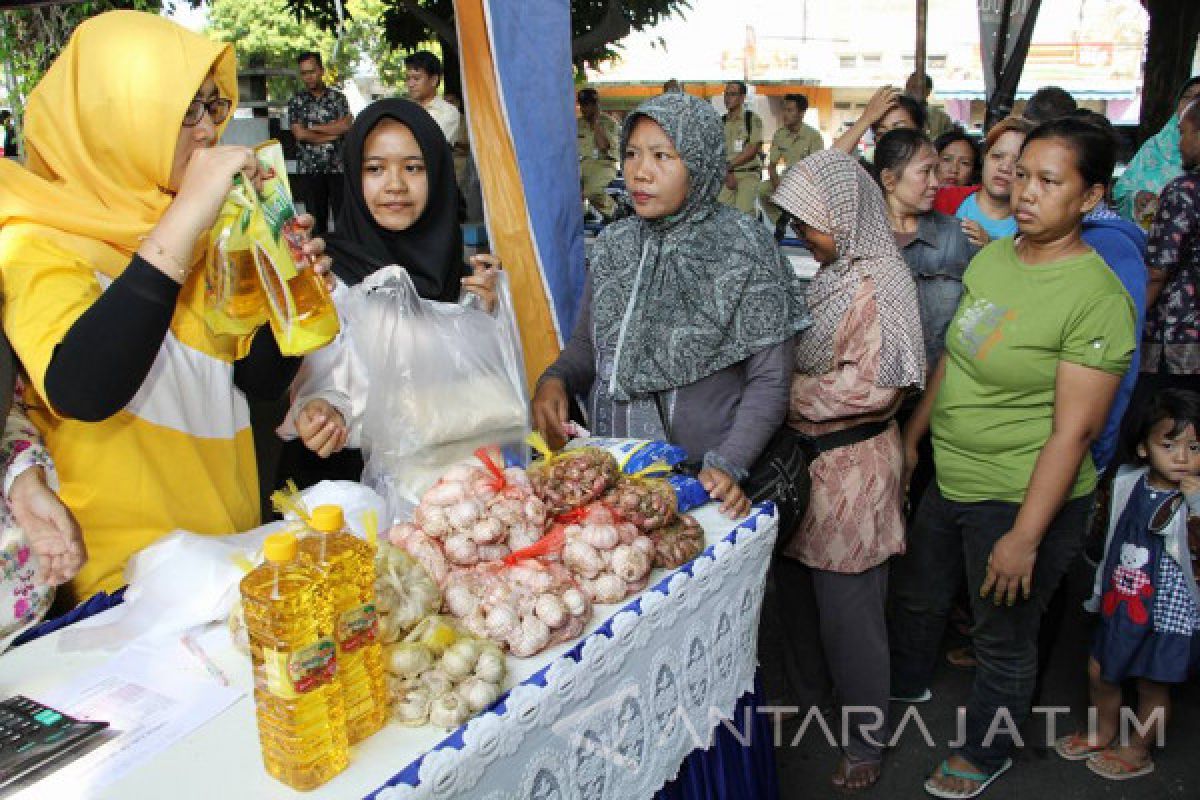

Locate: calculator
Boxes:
[0,695,109,793]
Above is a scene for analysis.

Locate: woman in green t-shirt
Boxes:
[890,117,1137,798]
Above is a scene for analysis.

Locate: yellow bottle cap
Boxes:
[309,505,345,533]
[263,532,298,562]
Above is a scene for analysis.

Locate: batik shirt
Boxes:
[1144,171,1200,375]
[287,87,351,175]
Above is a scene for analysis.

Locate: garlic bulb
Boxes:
[484,604,519,640]
[441,639,482,680]
[458,676,499,712]
[581,523,619,550]
[444,584,480,618]
[394,686,432,726]
[420,668,455,697]
[387,641,434,678]
[508,614,552,657]
[429,692,471,729]
[474,648,506,684]
[562,588,588,617]
[585,573,627,604]
[610,544,651,583]
[534,593,568,629]
[444,533,480,565]
[563,539,604,579]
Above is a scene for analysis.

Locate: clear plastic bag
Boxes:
[342,267,530,519]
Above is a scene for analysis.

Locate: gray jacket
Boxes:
[898,212,978,368]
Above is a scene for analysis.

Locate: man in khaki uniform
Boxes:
[718,81,764,215]
[577,88,619,219]
[906,72,955,140]
[759,93,824,227]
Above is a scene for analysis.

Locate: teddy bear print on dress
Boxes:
[1102,542,1155,625]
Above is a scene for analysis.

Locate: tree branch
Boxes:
[571,0,629,61]
[398,0,456,46]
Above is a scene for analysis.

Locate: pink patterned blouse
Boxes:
[784,278,907,574]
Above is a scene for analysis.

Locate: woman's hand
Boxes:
[862,85,902,126]
[296,398,348,458]
[698,467,750,519]
[146,146,276,284]
[961,219,991,248]
[531,378,570,451]
[463,254,501,312]
[171,145,272,237]
[9,467,86,587]
[981,530,1038,605]
[289,213,336,291]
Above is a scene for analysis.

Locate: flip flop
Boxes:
[924,757,1013,799]
[890,688,933,704]
[1053,733,1109,761]
[1086,749,1155,781]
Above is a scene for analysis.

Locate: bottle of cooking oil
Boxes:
[300,505,389,744]
[240,531,350,790]
[251,141,340,356]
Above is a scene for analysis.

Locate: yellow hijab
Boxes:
[0,10,237,279]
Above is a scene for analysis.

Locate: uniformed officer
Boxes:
[577,88,620,220]
[758,93,824,228]
[906,72,956,140]
[717,81,764,215]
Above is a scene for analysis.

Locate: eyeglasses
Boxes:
[182,97,232,127]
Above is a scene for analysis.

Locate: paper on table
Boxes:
[11,637,245,799]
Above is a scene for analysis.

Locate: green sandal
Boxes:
[924,757,1013,799]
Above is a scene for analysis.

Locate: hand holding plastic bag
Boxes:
[342,267,530,516]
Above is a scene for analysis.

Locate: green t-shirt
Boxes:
[932,238,1136,504]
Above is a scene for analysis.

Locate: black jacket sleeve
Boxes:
[233,327,302,401]
[44,255,180,422]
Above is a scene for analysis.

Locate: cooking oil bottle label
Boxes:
[263,636,337,698]
[336,603,379,653]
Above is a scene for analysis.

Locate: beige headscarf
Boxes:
[773,149,925,388]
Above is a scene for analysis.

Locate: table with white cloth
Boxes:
[0,504,779,800]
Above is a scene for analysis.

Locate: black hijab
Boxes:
[325,98,465,300]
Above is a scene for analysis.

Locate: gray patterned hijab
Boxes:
[772,149,925,388]
[590,92,811,403]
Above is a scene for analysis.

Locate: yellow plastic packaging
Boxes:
[251,141,340,355]
[204,177,268,335]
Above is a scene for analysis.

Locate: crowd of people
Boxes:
[0,9,1198,800]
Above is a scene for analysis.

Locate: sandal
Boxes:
[924,757,1012,799]
[1086,748,1155,781]
[1053,732,1110,761]
[945,645,978,669]
[831,756,882,792]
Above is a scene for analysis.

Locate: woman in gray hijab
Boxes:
[532,92,810,517]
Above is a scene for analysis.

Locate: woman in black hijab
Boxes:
[278,98,499,486]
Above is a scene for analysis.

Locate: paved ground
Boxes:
[762,556,1200,799]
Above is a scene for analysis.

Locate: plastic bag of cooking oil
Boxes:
[204,177,267,336]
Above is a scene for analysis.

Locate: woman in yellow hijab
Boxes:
[0,11,331,603]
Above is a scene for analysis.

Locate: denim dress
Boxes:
[895,212,977,369]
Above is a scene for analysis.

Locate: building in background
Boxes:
[585,0,1149,147]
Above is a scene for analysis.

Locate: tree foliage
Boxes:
[206,0,407,101]
[286,0,692,69]
[0,0,164,138]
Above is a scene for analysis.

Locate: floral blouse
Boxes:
[2,380,54,513]
[1144,171,1200,376]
